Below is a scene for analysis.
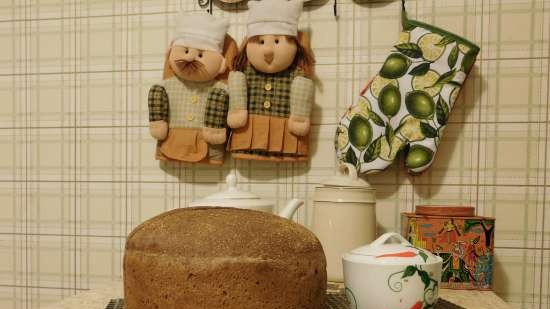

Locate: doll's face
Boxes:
[169,46,226,82]
[246,35,297,73]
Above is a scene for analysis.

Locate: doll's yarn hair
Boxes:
[162,34,238,81]
[233,31,315,78]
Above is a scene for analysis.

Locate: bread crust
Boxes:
[124,207,327,309]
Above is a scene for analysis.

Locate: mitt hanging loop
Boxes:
[401,0,410,29]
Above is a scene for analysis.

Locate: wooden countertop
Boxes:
[40,281,512,309]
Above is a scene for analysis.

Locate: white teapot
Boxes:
[189,174,304,220]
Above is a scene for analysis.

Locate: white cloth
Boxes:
[172,12,229,53]
[247,0,303,37]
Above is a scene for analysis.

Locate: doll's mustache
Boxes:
[175,60,207,75]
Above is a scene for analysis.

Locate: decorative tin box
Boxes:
[401,206,495,290]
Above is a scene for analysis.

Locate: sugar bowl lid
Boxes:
[343,233,442,265]
[189,174,273,208]
[320,163,371,188]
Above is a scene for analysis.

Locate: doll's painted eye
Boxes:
[275,39,279,44]
[198,53,203,58]
[185,49,189,54]
[260,40,265,44]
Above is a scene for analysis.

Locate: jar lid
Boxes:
[343,232,441,265]
[320,163,372,189]
[189,174,273,208]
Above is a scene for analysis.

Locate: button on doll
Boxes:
[148,12,235,164]
[227,0,316,162]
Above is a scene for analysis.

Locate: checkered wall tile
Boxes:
[0,0,549,308]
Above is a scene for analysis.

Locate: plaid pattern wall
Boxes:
[0,1,549,309]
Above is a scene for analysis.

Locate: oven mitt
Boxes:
[335,4,479,174]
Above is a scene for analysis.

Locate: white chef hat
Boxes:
[247,0,304,38]
[172,12,229,53]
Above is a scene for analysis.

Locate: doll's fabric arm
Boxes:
[288,76,315,136]
[227,71,248,128]
[148,85,169,121]
[148,84,169,140]
[203,86,229,145]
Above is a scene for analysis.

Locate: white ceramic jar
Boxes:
[311,163,376,282]
[343,233,443,309]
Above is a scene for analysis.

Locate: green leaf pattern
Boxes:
[436,96,450,126]
[336,25,479,174]
[385,124,396,145]
[402,265,417,278]
[388,264,440,308]
[364,137,382,163]
[419,270,432,289]
[447,45,459,69]
[409,62,431,76]
[394,43,424,59]
[436,36,455,46]
[369,111,385,127]
[420,122,437,138]
[430,69,456,88]
[345,147,358,167]
[418,250,429,263]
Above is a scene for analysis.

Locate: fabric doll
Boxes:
[335,3,479,174]
[148,12,237,165]
[227,0,316,162]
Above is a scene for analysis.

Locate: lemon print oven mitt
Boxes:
[335,7,479,174]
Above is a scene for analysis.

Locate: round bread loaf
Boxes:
[123,207,327,309]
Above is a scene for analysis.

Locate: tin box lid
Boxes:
[189,174,273,208]
[415,205,475,217]
[320,163,373,189]
[343,232,442,265]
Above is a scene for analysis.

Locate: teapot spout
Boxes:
[279,199,304,219]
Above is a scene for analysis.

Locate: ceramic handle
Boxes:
[340,163,358,180]
[370,232,412,248]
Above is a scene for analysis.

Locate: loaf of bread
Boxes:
[123,207,327,309]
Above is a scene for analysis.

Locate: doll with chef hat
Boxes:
[148,12,237,164]
[228,0,316,162]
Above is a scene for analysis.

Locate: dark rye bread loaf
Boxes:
[123,207,327,309]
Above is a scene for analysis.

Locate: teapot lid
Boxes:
[343,232,441,265]
[320,163,372,188]
[189,174,273,208]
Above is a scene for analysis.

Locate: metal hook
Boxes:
[198,0,213,14]
[333,0,337,17]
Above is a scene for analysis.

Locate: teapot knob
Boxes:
[226,173,238,189]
